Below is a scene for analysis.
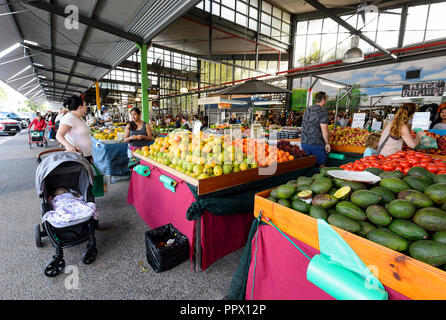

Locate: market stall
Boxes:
[229,151,446,300]
[90,126,131,177]
[127,130,317,270]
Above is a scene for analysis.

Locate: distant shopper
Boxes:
[301,91,330,168]
[363,132,381,157]
[48,112,58,140]
[57,96,93,163]
[124,107,153,158]
[28,112,47,132]
[229,113,237,124]
[432,108,446,130]
[376,103,424,156]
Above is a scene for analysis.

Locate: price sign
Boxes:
[412,112,431,131]
[193,121,202,136]
[352,113,366,129]
[372,120,382,131]
[402,81,445,97]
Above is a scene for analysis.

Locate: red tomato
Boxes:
[396,151,407,157]
[377,155,384,159]
[421,157,432,163]
[437,171,446,175]
[395,166,403,172]
[389,154,401,159]
[414,152,426,158]
[403,167,411,175]
[382,163,395,171]
[356,164,366,171]
[407,157,419,165]
[418,162,430,168]
[434,159,445,164]
[427,165,439,174]
[399,161,410,168]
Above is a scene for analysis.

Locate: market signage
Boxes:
[198,97,221,105]
[402,81,445,97]
[218,103,231,109]
[352,113,366,129]
[412,112,431,130]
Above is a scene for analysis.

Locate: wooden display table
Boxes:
[252,190,446,300]
[133,153,317,195]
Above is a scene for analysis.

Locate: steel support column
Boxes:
[95,81,101,114]
[136,43,149,123]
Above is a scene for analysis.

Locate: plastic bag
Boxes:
[145,223,189,273]
[416,135,438,150]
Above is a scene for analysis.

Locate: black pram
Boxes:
[34,149,98,277]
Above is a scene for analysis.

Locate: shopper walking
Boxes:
[28,112,47,147]
[301,91,331,168]
[376,103,425,156]
[124,107,153,158]
[57,96,93,163]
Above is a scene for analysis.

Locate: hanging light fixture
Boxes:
[343,35,364,63]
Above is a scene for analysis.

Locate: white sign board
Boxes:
[352,113,366,129]
[197,97,221,105]
[372,120,382,131]
[412,112,431,131]
[193,121,202,135]
[387,114,395,120]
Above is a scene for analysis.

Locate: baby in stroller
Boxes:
[43,187,98,228]
[35,150,98,277]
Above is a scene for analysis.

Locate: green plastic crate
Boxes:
[91,163,105,198]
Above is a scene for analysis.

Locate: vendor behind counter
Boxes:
[124,107,153,158]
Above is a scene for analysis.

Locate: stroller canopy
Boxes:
[35,151,94,200]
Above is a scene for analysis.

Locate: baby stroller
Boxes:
[34,149,98,277]
[29,130,48,149]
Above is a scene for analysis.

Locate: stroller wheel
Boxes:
[82,246,98,265]
[44,257,65,277]
[35,224,42,247]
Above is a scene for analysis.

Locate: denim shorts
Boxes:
[301,144,328,165]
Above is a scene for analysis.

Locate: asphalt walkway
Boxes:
[0,130,242,300]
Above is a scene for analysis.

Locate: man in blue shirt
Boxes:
[301,91,331,168]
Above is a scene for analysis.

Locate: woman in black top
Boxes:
[124,108,153,158]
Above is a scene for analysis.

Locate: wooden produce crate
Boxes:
[133,153,317,196]
[330,144,366,154]
[254,190,446,300]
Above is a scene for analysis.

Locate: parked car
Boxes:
[16,112,32,125]
[0,117,21,136]
[0,112,27,129]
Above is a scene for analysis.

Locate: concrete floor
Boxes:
[0,131,242,300]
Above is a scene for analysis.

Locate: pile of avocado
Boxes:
[267,166,446,270]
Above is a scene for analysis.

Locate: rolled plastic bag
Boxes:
[133,165,151,177]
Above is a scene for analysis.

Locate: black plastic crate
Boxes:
[145,223,189,273]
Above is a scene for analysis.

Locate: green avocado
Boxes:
[413,207,446,232]
[379,171,404,180]
[379,178,410,194]
[277,199,291,208]
[409,240,446,267]
[432,231,446,245]
[403,176,433,192]
[311,194,338,209]
[269,188,279,199]
[366,205,392,226]
[336,201,367,221]
[350,190,382,208]
[328,214,361,233]
[364,167,384,176]
[311,179,332,195]
[433,175,446,184]
[291,199,311,213]
[277,184,296,199]
[424,183,446,205]
[389,219,429,241]
[407,166,436,180]
[333,178,367,191]
[357,221,377,238]
[398,189,434,208]
[309,206,328,220]
[385,199,416,219]
[370,187,396,204]
[367,229,410,252]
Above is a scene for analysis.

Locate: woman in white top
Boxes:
[56,96,93,163]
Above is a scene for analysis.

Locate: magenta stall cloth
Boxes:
[245,224,410,300]
[127,160,253,271]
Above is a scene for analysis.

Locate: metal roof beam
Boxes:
[41,79,90,89]
[26,1,144,43]
[33,65,96,82]
[23,43,112,69]
[42,84,83,93]
[304,0,398,60]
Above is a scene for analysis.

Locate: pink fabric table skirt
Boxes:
[245,224,410,300]
[127,160,253,271]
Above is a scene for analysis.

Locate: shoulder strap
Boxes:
[376,133,391,156]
